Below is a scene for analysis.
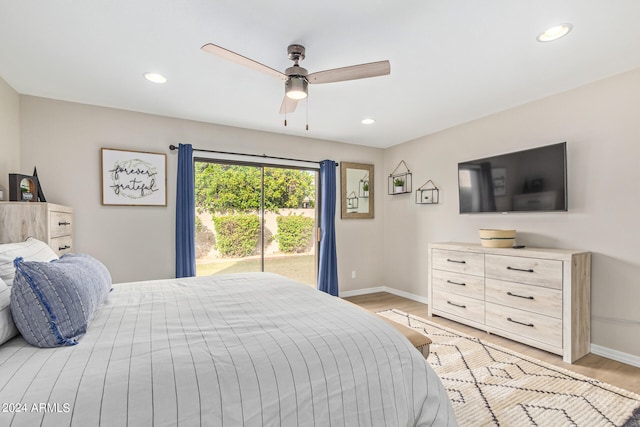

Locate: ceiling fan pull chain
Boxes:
[306,97,309,131]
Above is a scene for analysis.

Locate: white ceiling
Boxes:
[1,1,639,148]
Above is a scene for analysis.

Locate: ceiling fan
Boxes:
[201,43,391,115]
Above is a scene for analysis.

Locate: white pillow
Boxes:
[0,238,59,286]
[0,278,18,345]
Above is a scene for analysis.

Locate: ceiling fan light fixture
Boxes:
[537,23,573,42]
[285,76,308,100]
[361,118,376,125]
[143,72,167,83]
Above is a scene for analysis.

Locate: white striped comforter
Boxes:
[0,272,456,426]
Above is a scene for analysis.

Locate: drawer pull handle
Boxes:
[507,291,534,300]
[58,221,71,226]
[447,301,466,309]
[507,317,534,327]
[507,266,534,273]
[446,259,466,264]
[446,280,466,286]
[58,245,71,250]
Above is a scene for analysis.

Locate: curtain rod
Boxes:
[168,145,338,166]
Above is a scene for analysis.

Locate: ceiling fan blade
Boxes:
[307,60,390,84]
[201,43,287,81]
[279,96,299,114]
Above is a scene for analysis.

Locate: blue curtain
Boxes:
[176,143,196,278]
[318,160,338,296]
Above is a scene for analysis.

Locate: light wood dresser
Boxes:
[0,202,73,257]
[428,242,591,363]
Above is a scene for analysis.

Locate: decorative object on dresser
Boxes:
[428,242,591,363]
[388,160,412,195]
[101,148,167,206]
[8,173,40,202]
[32,166,47,202]
[0,202,73,257]
[478,228,516,248]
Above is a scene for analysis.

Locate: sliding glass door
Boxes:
[194,160,318,286]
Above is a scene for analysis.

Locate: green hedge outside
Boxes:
[276,215,315,254]
[212,214,260,257]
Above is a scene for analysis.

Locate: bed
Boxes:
[0,249,455,426]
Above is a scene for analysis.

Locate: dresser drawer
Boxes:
[432,269,485,300]
[432,291,484,324]
[485,254,562,289]
[486,302,562,348]
[50,236,73,257]
[486,278,562,319]
[50,211,73,238]
[432,249,484,276]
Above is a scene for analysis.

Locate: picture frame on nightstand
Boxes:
[8,174,40,202]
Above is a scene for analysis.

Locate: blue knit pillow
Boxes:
[10,254,112,348]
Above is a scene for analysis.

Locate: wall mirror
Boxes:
[341,162,374,219]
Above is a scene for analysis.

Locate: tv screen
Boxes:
[458,142,567,213]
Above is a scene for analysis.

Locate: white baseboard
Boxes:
[339,286,386,298]
[590,344,640,369]
[339,286,429,305]
[340,287,640,369]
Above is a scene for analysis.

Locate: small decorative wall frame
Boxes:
[101,148,167,206]
[8,173,40,202]
[388,160,412,195]
[346,191,359,210]
[416,179,440,204]
[358,172,370,198]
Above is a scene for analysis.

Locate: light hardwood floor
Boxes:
[344,292,640,395]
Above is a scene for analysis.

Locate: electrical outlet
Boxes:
[351,270,356,279]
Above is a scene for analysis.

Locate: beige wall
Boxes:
[384,67,640,358]
[19,96,385,287]
[0,76,20,195]
[10,67,640,359]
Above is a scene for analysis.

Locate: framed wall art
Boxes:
[101,148,167,206]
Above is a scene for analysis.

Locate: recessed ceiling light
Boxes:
[144,72,167,83]
[537,23,573,42]
[361,118,375,125]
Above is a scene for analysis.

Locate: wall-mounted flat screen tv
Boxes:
[458,142,567,213]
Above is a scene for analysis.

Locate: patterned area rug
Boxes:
[378,309,640,427]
